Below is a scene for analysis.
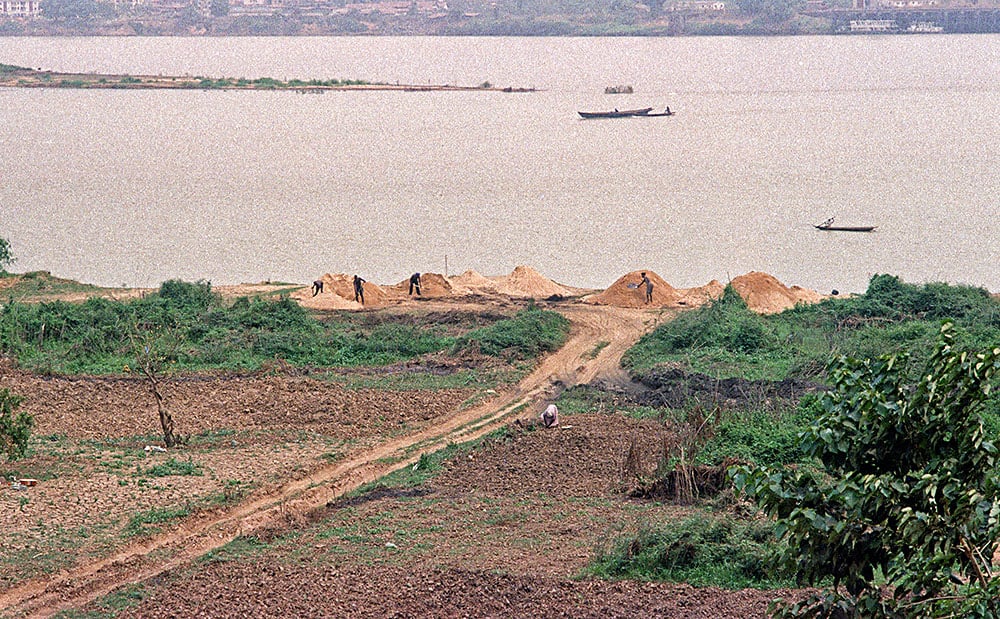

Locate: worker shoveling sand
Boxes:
[587,270,680,308]
[388,272,455,299]
[304,273,390,308]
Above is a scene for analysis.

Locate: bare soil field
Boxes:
[0,271,815,618]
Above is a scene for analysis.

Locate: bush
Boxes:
[0,388,33,461]
[0,236,14,273]
[624,285,780,374]
[734,322,1000,617]
[454,306,570,359]
[585,514,791,589]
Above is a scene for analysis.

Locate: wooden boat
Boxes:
[815,218,876,232]
[578,107,653,119]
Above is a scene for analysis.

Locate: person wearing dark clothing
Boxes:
[409,272,422,296]
[639,272,653,304]
[312,279,324,297]
[353,275,366,305]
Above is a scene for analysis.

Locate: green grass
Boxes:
[0,280,570,375]
[696,399,817,467]
[142,457,203,478]
[198,535,269,564]
[556,384,662,419]
[584,512,792,589]
[1,270,106,298]
[623,276,1000,432]
[124,506,191,537]
[453,304,571,360]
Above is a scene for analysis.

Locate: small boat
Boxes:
[578,107,674,119]
[604,85,634,94]
[578,107,653,119]
[814,217,877,232]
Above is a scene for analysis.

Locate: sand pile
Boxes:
[730,271,820,314]
[448,269,500,295]
[677,280,725,307]
[493,266,572,298]
[290,285,362,310]
[587,270,680,308]
[312,273,389,307]
[390,272,455,298]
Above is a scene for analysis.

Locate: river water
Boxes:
[1,35,998,293]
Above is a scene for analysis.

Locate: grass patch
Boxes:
[584,340,610,360]
[557,384,662,419]
[142,457,203,478]
[124,506,191,537]
[454,305,570,360]
[623,276,1000,436]
[198,535,269,564]
[0,280,570,375]
[2,270,107,298]
[584,512,791,589]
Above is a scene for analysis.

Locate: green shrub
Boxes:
[697,398,818,467]
[0,388,32,461]
[454,306,570,359]
[585,514,791,589]
[0,236,14,273]
[624,285,781,374]
[0,282,560,374]
[734,322,1000,617]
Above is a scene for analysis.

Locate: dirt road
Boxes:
[0,303,658,618]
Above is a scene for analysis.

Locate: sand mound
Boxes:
[789,285,826,306]
[677,279,725,308]
[311,273,389,308]
[448,269,500,295]
[493,266,571,298]
[291,285,362,310]
[390,272,455,298]
[587,270,680,308]
[730,271,819,314]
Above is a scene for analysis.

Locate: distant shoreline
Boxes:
[0,64,539,93]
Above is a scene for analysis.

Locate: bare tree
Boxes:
[130,324,182,448]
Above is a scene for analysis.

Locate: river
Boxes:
[1,35,998,293]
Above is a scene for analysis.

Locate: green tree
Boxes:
[734,321,1000,618]
[0,388,33,462]
[0,236,14,274]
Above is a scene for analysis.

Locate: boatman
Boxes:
[409,272,422,296]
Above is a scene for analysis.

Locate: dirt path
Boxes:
[0,303,658,618]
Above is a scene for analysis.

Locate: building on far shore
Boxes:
[0,0,41,16]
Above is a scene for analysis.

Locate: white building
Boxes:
[0,0,42,16]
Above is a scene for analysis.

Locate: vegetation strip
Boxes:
[0,64,538,93]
